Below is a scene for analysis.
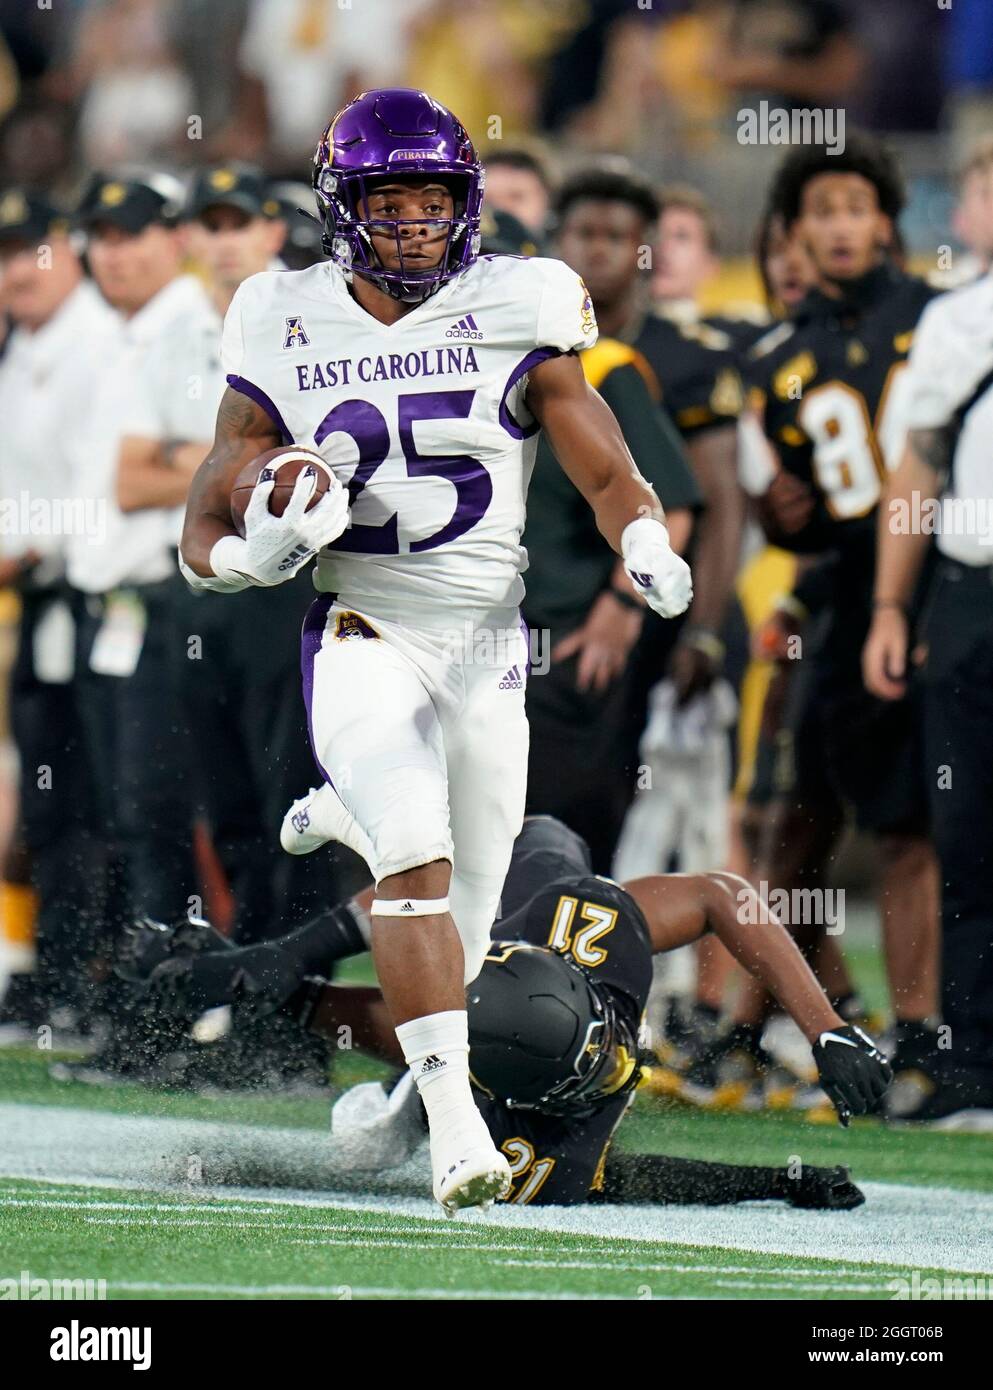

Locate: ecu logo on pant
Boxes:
[334,611,379,641]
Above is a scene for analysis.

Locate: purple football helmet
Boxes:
[312,88,484,303]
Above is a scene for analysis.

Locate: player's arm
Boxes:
[179,387,280,575]
[625,871,891,1120]
[671,424,745,700]
[862,429,947,700]
[525,353,693,619]
[625,871,839,1043]
[179,387,349,591]
[597,1151,864,1209]
[117,436,210,512]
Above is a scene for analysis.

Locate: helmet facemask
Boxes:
[315,165,482,304]
[533,982,640,1113]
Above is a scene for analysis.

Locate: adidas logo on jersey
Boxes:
[446,313,483,340]
[420,1055,446,1075]
[499,664,523,690]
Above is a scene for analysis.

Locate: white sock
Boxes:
[394,1010,490,1152]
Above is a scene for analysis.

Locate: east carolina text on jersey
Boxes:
[294,344,480,390]
[221,254,597,615]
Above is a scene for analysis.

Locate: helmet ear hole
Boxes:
[467,943,626,1112]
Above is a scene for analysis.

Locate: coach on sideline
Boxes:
[863,272,993,1121]
[66,177,208,992]
[114,164,367,948]
[0,191,115,1029]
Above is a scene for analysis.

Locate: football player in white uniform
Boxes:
[180,88,692,1213]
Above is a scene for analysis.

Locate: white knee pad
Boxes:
[450,869,503,986]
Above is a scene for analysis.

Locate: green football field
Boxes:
[2,1043,992,1301]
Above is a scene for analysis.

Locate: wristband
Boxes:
[178,536,252,593]
[620,516,670,559]
[772,592,809,624]
[608,586,645,613]
[682,627,726,664]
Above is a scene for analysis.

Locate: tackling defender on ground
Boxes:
[121,812,891,1210]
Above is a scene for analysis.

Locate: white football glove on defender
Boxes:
[621,517,693,619]
[181,466,350,593]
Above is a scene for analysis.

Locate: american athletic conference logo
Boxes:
[499,664,523,690]
[446,313,483,340]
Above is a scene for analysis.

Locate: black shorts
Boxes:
[773,637,928,835]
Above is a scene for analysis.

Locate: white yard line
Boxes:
[1,1101,990,1275]
[112,1281,623,1300]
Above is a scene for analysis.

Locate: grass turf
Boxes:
[0,1174,968,1302]
[1,1044,991,1300]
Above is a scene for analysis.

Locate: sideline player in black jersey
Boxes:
[118,815,889,1210]
[725,136,942,1108]
[666,204,873,1102]
[553,167,746,711]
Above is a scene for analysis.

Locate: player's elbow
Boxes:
[702,871,754,923]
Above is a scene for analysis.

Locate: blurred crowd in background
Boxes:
[0,0,992,1124]
[1,0,993,250]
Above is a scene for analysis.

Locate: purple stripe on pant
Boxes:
[301,592,334,786]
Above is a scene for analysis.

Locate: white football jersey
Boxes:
[221,254,598,618]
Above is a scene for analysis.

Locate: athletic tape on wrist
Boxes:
[370,896,451,918]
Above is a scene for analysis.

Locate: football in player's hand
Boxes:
[230,446,332,537]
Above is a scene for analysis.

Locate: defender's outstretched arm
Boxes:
[624,870,840,1043]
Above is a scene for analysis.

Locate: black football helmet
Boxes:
[466,942,645,1114]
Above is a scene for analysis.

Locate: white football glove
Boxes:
[182,466,350,593]
[621,517,693,619]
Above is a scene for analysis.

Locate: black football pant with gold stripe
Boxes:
[924,560,993,1080]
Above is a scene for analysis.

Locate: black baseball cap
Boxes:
[0,189,68,246]
[187,164,281,221]
[76,174,184,234]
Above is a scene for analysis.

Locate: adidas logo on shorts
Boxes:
[499,664,523,690]
[445,313,483,340]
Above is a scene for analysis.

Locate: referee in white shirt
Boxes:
[67,177,209,1042]
[0,191,114,1029]
[864,272,993,1121]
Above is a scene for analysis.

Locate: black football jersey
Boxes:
[748,264,938,651]
[705,311,773,358]
[625,310,745,440]
[748,264,937,563]
[473,872,654,1205]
